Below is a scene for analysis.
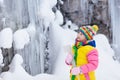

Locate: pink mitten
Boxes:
[65,53,73,65]
[71,67,81,75]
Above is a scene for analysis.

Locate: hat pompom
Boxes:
[92,25,99,32]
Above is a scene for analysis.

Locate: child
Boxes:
[65,25,99,80]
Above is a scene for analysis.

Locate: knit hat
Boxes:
[79,25,99,40]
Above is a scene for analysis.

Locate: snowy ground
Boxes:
[0,24,120,80]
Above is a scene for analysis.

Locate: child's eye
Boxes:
[80,32,83,35]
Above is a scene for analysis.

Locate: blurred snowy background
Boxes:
[0,0,120,80]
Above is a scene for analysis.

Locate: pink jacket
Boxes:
[80,49,98,74]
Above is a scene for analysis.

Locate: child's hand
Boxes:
[65,53,73,65]
[71,67,82,75]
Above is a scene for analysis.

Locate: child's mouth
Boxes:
[76,38,81,42]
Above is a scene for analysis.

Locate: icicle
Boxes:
[109,0,120,61]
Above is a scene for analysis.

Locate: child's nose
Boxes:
[77,34,80,37]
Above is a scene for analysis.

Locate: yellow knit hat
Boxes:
[79,25,99,40]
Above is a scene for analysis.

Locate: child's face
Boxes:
[76,32,87,42]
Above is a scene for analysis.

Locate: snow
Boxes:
[0,54,61,80]
[38,0,57,27]
[94,34,120,80]
[13,29,30,49]
[0,0,3,4]
[26,22,36,39]
[63,20,72,29]
[63,20,78,30]
[49,0,57,8]
[0,28,13,48]
[55,10,63,25]
[0,25,120,80]
[0,54,33,80]
[49,22,76,73]
[0,49,3,67]
[59,0,64,5]
[33,74,61,80]
[0,0,120,79]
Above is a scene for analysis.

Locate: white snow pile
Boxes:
[0,49,3,67]
[13,22,36,50]
[33,74,61,80]
[48,22,74,80]
[13,29,30,49]
[0,28,13,48]
[0,54,61,80]
[26,22,36,39]
[0,27,33,50]
[38,0,57,27]
[0,0,3,4]
[54,10,63,25]
[63,20,78,30]
[94,34,120,80]
[49,22,76,80]
[0,24,35,50]
[0,54,33,80]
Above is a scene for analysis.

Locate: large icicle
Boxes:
[109,0,120,61]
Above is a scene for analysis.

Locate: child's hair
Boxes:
[78,25,99,40]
